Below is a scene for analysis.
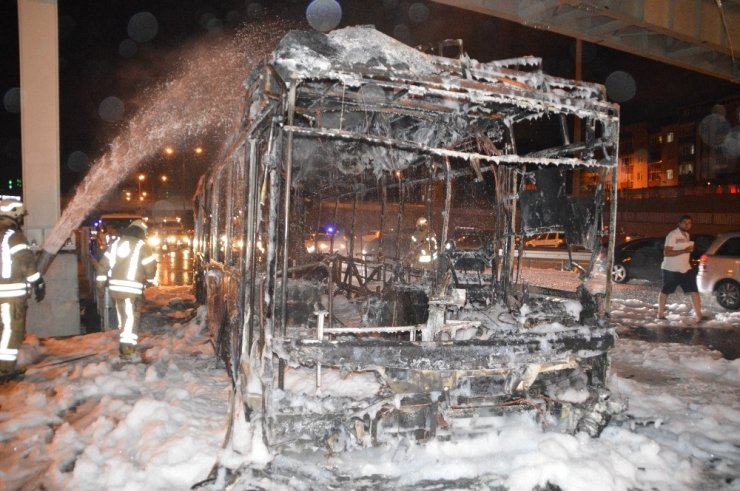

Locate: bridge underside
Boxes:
[432,0,740,83]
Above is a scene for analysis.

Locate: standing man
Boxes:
[96,219,158,358]
[0,197,45,376]
[658,214,703,323]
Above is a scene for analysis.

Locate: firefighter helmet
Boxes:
[0,198,24,221]
[130,219,148,232]
[415,216,428,231]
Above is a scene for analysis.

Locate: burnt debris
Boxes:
[193,26,623,451]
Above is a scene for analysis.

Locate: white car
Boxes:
[697,231,740,310]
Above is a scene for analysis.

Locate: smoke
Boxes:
[44,17,293,254]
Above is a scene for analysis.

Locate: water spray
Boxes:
[37,19,290,273]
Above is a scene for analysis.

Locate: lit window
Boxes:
[666,132,674,143]
[667,169,673,179]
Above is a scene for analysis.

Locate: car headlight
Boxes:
[148,236,161,247]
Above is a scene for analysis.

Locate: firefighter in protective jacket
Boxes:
[96,219,157,358]
[0,198,45,375]
[408,216,438,268]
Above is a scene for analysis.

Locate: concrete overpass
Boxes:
[432,0,740,83]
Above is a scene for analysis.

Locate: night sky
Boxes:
[1,0,737,196]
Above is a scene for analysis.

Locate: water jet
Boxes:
[37,20,289,275]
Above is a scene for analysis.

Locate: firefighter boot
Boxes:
[119,343,136,359]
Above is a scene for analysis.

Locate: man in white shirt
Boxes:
[657,215,703,322]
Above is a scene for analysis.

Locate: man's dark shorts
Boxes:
[661,269,698,294]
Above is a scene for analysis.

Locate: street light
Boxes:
[138,173,146,199]
[159,174,169,199]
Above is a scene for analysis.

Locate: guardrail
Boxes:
[516,249,592,261]
[511,248,594,270]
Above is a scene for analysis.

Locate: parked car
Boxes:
[525,231,566,248]
[697,231,740,310]
[600,226,644,246]
[607,234,715,284]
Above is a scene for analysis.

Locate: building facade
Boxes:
[614,96,740,236]
[620,97,739,190]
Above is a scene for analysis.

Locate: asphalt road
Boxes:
[608,277,740,360]
[156,246,194,287]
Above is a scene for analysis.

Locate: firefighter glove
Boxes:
[34,277,46,302]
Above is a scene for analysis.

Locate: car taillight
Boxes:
[698,254,708,272]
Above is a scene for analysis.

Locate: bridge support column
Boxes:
[18,0,81,337]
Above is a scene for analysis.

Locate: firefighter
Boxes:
[409,216,438,267]
[96,219,158,358]
[0,198,45,375]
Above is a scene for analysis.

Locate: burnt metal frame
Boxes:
[194,32,621,447]
[265,66,619,312]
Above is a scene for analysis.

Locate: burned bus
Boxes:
[192,26,622,449]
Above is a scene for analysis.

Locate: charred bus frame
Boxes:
[193,27,621,449]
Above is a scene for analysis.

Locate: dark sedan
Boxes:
[606,235,715,283]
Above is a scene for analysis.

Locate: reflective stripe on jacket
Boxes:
[0,224,39,299]
[96,234,158,295]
